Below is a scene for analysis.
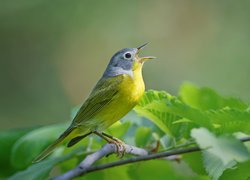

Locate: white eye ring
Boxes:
[123,52,132,60]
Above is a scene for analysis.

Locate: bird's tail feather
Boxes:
[67,131,92,147]
[32,127,76,163]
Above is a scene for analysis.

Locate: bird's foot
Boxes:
[93,131,126,158]
[107,137,126,158]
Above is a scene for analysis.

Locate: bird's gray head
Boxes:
[103,43,155,78]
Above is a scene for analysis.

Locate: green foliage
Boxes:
[191,128,249,164]
[10,124,67,170]
[0,127,35,176]
[134,83,250,179]
[179,82,248,111]
[127,159,203,180]
[134,90,211,138]
[105,121,131,139]
[9,147,83,180]
[220,160,250,180]
[207,108,250,134]
[182,152,207,176]
[191,128,249,180]
[135,126,151,147]
[1,83,250,180]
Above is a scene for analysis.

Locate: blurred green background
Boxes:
[1,0,250,130]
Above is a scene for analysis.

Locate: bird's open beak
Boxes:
[137,43,148,52]
[137,43,156,63]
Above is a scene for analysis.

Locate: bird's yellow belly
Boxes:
[92,74,145,131]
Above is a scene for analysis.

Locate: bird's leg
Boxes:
[101,132,122,143]
[101,132,126,157]
[93,131,111,142]
[93,131,126,157]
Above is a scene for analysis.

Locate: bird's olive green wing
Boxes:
[72,75,124,126]
[33,76,124,162]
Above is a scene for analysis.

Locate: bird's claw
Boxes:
[108,138,126,158]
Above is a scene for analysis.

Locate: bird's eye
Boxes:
[124,52,132,59]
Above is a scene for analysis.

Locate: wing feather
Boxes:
[72,75,124,126]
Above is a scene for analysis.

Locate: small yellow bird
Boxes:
[33,43,155,162]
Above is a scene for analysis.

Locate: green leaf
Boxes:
[135,90,211,139]
[106,121,131,139]
[207,108,250,134]
[191,128,249,180]
[159,135,174,149]
[135,90,180,136]
[183,152,207,176]
[220,160,250,180]
[0,128,35,177]
[179,82,247,111]
[135,126,151,147]
[10,124,67,170]
[202,151,236,180]
[136,89,250,138]
[9,147,83,180]
[127,159,205,180]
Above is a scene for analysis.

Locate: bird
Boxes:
[33,43,155,163]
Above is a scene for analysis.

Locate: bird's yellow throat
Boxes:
[122,60,145,102]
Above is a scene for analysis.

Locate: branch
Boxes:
[53,143,148,180]
[54,136,250,180]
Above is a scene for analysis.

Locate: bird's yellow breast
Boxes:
[94,64,145,131]
[119,65,145,102]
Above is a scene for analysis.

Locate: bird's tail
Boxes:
[32,127,76,163]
